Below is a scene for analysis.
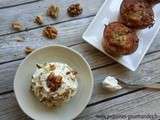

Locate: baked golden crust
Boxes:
[146,0,160,4]
[120,0,154,29]
[102,22,139,55]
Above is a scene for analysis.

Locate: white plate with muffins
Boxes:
[83,0,160,71]
[14,45,93,120]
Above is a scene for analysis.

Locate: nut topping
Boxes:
[47,73,62,92]
[36,64,42,69]
[67,3,83,17]
[71,71,78,75]
[66,71,78,75]
[66,71,71,75]
[43,26,58,39]
[47,5,60,18]
[49,64,56,71]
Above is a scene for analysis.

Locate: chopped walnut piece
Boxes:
[49,64,56,71]
[47,5,60,18]
[15,36,24,42]
[47,73,62,92]
[25,47,34,54]
[67,3,83,17]
[66,71,71,75]
[34,15,43,25]
[72,71,78,75]
[43,26,58,39]
[11,21,23,31]
[36,64,42,69]
[66,71,78,75]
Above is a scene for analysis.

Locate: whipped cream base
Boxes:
[31,62,78,107]
[102,76,122,91]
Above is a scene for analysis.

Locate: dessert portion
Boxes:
[31,62,78,107]
[102,22,139,55]
[120,0,154,29]
[102,0,158,55]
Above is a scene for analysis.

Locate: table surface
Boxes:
[0,0,160,120]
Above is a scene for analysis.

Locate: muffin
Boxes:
[146,0,160,4]
[120,0,154,29]
[31,62,78,107]
[102,22,139,55]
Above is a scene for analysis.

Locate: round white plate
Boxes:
[14,45,94,120]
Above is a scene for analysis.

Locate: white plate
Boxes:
[14,45,93,120]
[83,0,160,71]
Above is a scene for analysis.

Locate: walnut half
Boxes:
[43,26,58,39]
[47,5,60,18]
[47,73,62,92]
[67,3,83,17]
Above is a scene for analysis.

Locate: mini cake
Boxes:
[102,22,139,55]
[146,0,160,4]
[120,0,154,29]
[31,62,78,107]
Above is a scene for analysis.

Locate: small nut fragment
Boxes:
[43,26,58,39]
[66,71,71,75]
[49,64,56,70]
[25,47,34,54]
[36,64,42,69]
[34,15,43,25]
[15,36,24,42]
[47,5,60,18]
[67,3,83,17]
[71,71,78,75]
[11,21,23,31]
[66,71,78,75]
